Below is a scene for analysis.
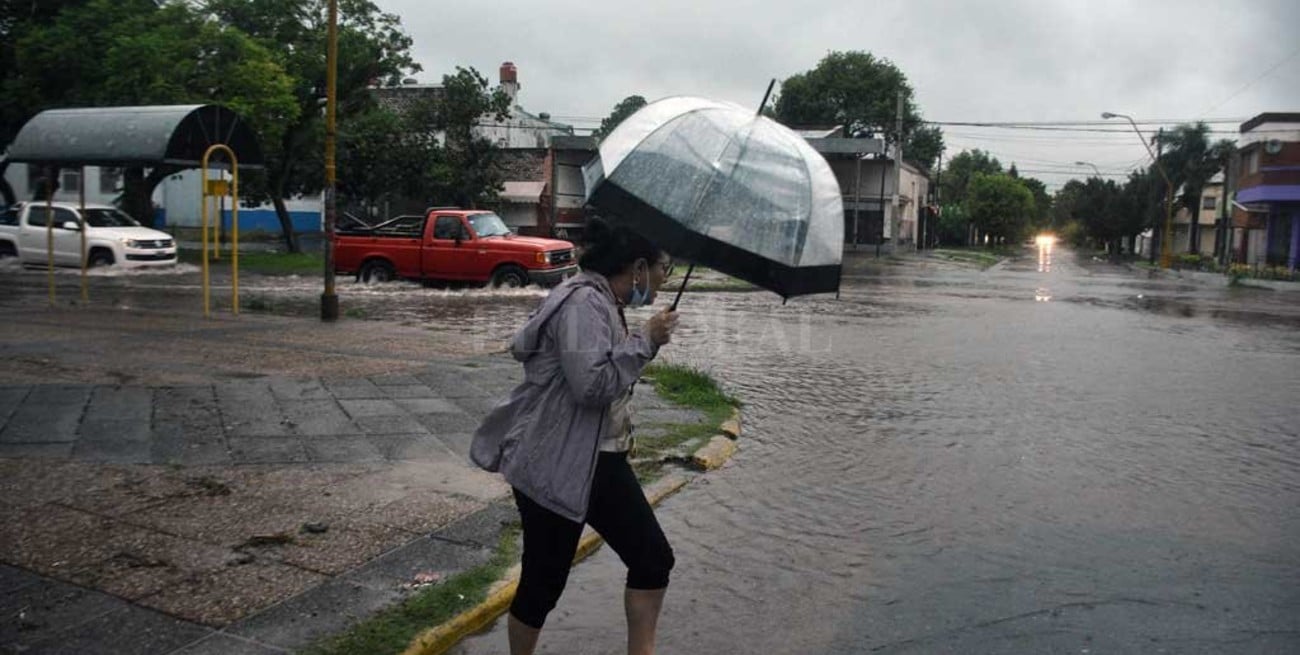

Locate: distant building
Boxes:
[1170,172,1224,257]
[798,129,931,251]
[374,62,577,236]
[1231,112,1300,270]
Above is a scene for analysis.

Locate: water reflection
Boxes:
[1037,240,1053,273]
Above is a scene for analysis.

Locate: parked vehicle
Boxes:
[0,202,176,268]
[333,209,577,287]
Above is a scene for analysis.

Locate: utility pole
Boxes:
[1219,149,1238,269]
[893,93,904,250]
[320,0,339,321]
[1150,129,1163,266]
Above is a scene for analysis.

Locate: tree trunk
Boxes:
[272,195,300,253]
[0,159,15,206]
[268,128,302,254]
[122,166,181,227]
[122,167,151,225]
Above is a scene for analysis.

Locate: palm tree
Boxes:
[1156,123,1234,254]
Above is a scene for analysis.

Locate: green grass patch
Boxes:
[300,525,520,655]
[633,364,741,483]
[682,279,760,292]
[179,249,323,275]
[930,248,1003,269]
[642,363,740,422]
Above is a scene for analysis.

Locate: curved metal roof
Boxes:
[6,104,264,169]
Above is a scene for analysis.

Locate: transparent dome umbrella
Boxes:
[582,95,844,306]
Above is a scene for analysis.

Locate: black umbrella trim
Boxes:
[590,181,841,298]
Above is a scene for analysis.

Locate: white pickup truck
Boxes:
[0,201,177,268]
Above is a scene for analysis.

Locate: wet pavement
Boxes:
[450,246,1300,654]
[3,248,1298,653]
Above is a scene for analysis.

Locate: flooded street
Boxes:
[3,248,1298,653]
[454,247,1300,654]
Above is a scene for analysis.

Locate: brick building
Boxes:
[1232,112,1300,270]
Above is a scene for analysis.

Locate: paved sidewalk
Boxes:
[0,307,708,654]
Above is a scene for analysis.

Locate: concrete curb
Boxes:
[401,406,742,655]
[401,475,690,655]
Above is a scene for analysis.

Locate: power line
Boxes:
[1196,44,1300,118]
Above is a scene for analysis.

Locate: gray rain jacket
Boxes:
[470,271,659,523]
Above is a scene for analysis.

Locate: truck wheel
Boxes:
[359,259,395,284]
[89,250,115,267]
[491,265,528,289]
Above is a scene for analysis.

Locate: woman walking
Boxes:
[471,218,679,655]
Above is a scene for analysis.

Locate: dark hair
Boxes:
[578,216,663,276]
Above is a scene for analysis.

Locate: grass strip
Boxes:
[299,525,520,655]
[178,249,324,275]
[633,364,741,482]
[930,248,1003,269]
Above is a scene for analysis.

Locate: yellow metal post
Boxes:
[201,145,240,317]
[201,168,210,317]
[79,165,87,302]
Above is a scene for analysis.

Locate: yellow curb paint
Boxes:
[402,474,689,655]
[401,579,518,655]
[720,408,741,439]
[691,435,737,471]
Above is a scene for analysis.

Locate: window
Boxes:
[433,216,464,240]
[99,168,123,194]
[82,208,139,228]
[467,212,510,238]
[60,169,81,193]
[1246,149,1260,174]
[1202,196,1217,211]
[0,207,17,226]
[28,207,78,228]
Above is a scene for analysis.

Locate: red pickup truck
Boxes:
[334,209,577,287]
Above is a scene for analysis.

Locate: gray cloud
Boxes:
[375,0,1299,188]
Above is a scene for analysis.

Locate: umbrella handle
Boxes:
[669,263,695,311]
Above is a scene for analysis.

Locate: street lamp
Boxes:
[1074,161,1102,177]
[1102,111,1174,268]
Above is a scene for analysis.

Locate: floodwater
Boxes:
[453,246,1300,654]
[2,247,1298,652]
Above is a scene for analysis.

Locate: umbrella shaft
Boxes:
[670,263,695,311]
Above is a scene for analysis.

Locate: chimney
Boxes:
[499,61,519,103]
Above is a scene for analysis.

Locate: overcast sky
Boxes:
[374,0,1299,190]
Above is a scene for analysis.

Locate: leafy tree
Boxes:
[1020,176,1052,230]
[593,95,646,141]
[336,106,443,219]
[406,66,511,209]
[1,0,298,223]
[1154,122,1233,253]
[966,173,1034,243]
[204,0,420,250]
[1074,177,1124,253]
[935,202,969,245]
[940,149,1002,207]
[775,50,944,170]
[1052,179,1084,230]
[1116,169,1160,252]
[903,124,944,174]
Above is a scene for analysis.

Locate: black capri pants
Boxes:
[510,450,675,629]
